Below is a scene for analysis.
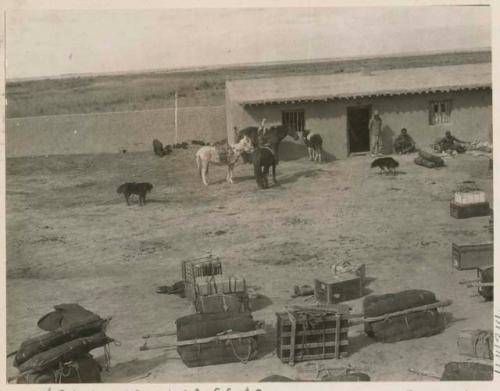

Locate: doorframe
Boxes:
[346,104,372,156]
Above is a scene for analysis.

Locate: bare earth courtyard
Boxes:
[5,147,493,382]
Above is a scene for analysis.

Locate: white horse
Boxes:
[196,136,255,185]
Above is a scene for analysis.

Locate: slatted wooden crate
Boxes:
[276,308,350,365]
[181,258,223,300]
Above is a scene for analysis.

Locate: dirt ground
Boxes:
[5,146,493,382]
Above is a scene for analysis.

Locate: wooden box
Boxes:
[276,308,350,365]
[194,292,250,314]
[452,242,493,270]
[450,201,490,219]
[315,273,362,304]
[457,330,493,360]
[175,312,264,367]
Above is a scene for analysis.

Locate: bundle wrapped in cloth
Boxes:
[362,290,449,343]
[13,304,113,384]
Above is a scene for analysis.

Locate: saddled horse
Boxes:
[302,130,323,163]
[253,146,277,189]
[196,136,254,186]
[236,124,299,164]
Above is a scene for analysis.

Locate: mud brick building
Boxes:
[225,62,492,159]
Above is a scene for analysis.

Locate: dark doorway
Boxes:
[347,106,371,154]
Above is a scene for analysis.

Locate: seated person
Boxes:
[393,128,416,154]
[438,131,467,153]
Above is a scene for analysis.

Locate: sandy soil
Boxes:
[5,147,493,382]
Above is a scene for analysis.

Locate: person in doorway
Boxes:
[438,131,467,153]
[393,128,416,154]
[369,110,383,156]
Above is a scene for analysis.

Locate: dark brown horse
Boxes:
[236,124,299,164]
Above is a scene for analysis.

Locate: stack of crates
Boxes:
[181,257,249,314]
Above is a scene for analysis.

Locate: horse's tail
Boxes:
[253,149,265,189]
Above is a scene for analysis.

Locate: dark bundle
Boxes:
[363,290,446,343]
[414,150,445,168]
[152,139,166,157]
[13,304,112,383]
[479,267,493,300]
[440,362,493,381]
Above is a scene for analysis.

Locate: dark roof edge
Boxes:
[240,84,492,106]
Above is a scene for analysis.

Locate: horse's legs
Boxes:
[272,163,277,185]
[308,147,313,161]
[202,161,209,185]
[263,165,270,188]
[124,194,130,206]
[227,164,234,184]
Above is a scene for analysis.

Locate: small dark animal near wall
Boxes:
[253,146,277,189]
[371,157,399,175]
[236,124,299,164]
[116,183,153,206]
[302,130,323,163]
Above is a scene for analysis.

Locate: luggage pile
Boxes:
[182,256,250,314]
[12,304,113,384]
[142,255,266,368]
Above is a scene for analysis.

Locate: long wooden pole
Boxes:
[174,89,178,144]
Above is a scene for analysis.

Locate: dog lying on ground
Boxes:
[371,157,399,175]
[116,183,153,206]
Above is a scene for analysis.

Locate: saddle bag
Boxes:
[418,150,445,166]
[175,312,262,367]
[18,331,113,373]
[414,156,437,168]
[17,354,102,384]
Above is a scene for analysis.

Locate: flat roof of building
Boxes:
[227,63,491,106]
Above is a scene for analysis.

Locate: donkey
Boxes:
[302,130,323,163]
[195,136,254,186]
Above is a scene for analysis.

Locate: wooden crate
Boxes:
[315,273,362,304]
[450,201,490,219]
[276,309,350,365]
[452,242,493,270]
[181,258,222,283]
[182,259,223,300]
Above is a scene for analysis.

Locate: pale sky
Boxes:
[5,6,491,79]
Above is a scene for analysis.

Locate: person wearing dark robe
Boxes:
[438,131,467,153]
[393,128,416,154]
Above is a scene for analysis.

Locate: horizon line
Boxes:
[6,46,491,83]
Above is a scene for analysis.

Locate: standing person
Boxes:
[257,118,268,145]
[369,110,383,156]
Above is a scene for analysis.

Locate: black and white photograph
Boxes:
[0,0,497,387]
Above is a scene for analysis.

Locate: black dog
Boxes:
[116,183,153,206]
[371,157,399,175]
